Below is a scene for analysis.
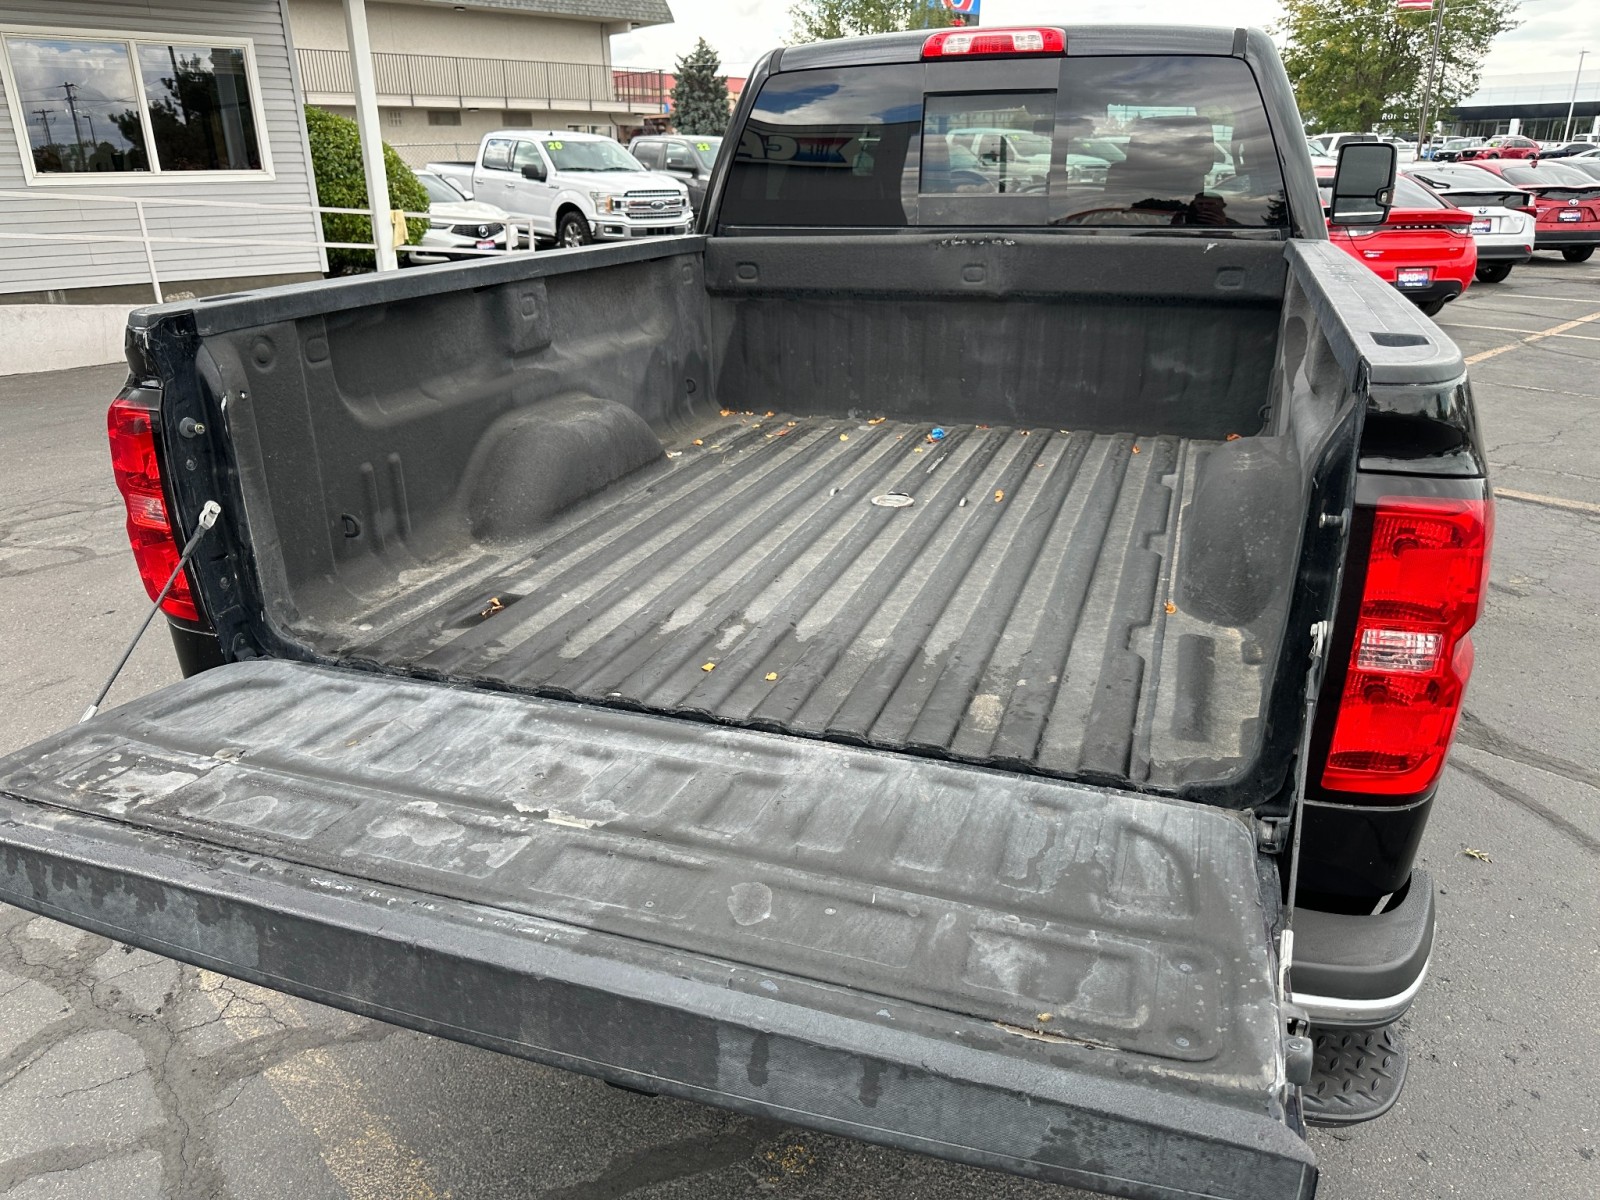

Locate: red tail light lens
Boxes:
[108,393,200,622]
[1321,497,1492,796]
[923,27,1065,58]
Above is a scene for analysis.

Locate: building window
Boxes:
[383,108,404,128]
[2,31,268,178]
[427,109,461,127]
[502,109,532,126]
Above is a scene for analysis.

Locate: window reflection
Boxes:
[4,34,264,175]
[5,37,148,173]
[137,44,262,171]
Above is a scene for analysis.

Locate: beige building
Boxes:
[288,0,674,165]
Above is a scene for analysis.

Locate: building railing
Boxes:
[0,187,536,303]
[297,47,663,109]
[614,68,672,112]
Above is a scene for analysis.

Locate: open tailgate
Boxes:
[0,661,1314,1200]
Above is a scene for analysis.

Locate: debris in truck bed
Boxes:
[1462,847,1493,862]
[347,419,1301,786]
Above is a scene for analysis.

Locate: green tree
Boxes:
[671,38,731,135]
[789,0,954,43]
[303,105,428,274]
[1278,0,1518,136]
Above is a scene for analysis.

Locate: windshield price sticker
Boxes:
[696,142,712,152]
[546,140,564,150]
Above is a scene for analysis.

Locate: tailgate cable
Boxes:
[1278,618,1331,1090]
[80,500,222,724]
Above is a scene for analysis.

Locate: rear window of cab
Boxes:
[719,56,1290,232]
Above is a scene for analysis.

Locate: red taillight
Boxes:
[108,393,200,622]
[922,27,1065,58]
[1321,497,1492,796]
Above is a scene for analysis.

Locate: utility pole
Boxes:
[1415,0,1447,153]
[1563,50,1588,143]
[31,107,54,153]
[59,80,87,170]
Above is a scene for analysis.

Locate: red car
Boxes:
[1464,159,1600,262]
[1460,134,1541,161]
[1318,171,1477,314]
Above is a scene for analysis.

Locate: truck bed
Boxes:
[339,414,1289,787]
[167,236,1363,803]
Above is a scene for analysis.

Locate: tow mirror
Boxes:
[522,162,546,182]
[1330,141,1397,226]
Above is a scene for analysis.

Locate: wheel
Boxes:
[556,212,592,249]
[1562,246,1594,263]
[1475,262,1514,283]
[1416,298,1447,316]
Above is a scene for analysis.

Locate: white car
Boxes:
[1403,162,1537,283]
[405,171,512,265]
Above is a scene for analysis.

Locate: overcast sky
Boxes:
[612,0,1597,82]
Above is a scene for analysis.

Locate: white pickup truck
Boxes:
[430,130,693,248]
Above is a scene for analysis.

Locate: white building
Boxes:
[0,0,326,313]
[286,0,674,166]
[1450,68,1600,141]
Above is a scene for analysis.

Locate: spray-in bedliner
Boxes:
[336,414,1300,787]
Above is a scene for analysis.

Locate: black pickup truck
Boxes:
[0,26,1491,1200]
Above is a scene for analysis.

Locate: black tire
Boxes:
[1562,246,1595,263]
[1475,262,1514,283]
[1416,298,1447,316]
[556,211,592,249]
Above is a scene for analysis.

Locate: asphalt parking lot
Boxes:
[1,254,1597,1200]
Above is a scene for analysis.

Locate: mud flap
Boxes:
[0,661,1316,1200]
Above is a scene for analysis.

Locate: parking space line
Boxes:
[1494,488,1600,517]
[1464,308,1600,365]
[1525,310,1600,342]
[198,971,441,1200]
[1482,293,1600,304]
[1440,321,1546,334]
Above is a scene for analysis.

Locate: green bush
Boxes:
[304,104,428,273]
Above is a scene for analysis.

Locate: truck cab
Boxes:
[433,130,692,248]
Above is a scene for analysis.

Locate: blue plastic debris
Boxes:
[928,427,947,442]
